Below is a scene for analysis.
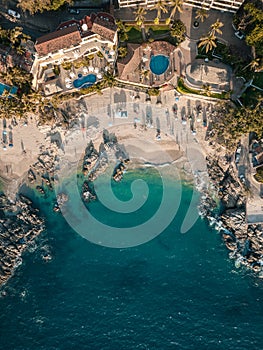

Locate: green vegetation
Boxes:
[72,57,89,69]
[0,66,32,93]
[169,20,186,44]
[210,100,263,149]
[118,46,128,58]
[147,88,160,96]
[53,65,60,76]
[0,26,30,55]
[252,72,263,89]
[152,0,168,25]
[126,27,143,43]
[240,86,262,107]
[61,61,72,70]
[195,6,209,23]
[17,0,72,14]
[167,0,183,23]
[198,34,217,53]
[177,78,228,99]
[254,166,263,183]
[234,2,263,61]
[116,19,129,42]
[96,51,104,59]
[133,6,147,27]
[209,19,224,36]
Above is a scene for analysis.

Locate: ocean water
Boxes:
[0,169,263,350]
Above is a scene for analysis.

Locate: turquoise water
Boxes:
[0,169,263,349]
[0,82,18,96]
[150,55,169,75]
[73,74,97,89]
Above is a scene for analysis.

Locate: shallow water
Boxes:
[0,169,262,350]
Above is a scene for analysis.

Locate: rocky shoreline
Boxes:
[0,193,45,286]
[0,121,262,286]
[200,155,263,275]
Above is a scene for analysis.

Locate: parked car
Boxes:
[67,8,80,14]
[7,9,20,19]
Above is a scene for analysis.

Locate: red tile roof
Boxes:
[91,15,117,42]
[35,24,82,56]
[35,13,117,56]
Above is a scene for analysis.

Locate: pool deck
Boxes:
[117,41,178,87]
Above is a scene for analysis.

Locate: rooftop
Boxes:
[35,12,117,57]
[35,25,82,56]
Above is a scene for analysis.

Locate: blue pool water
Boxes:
[0,83,18,96]
[73,74,97,89]
[150,55,170,75]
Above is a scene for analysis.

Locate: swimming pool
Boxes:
[150,55,170,75]
[73,74,96,89]
[0,82,18,96]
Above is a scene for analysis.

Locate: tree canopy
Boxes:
[209,101,263,149]
[17,0,72,14]
[237,2,263,58]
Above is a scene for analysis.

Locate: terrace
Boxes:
[42,53,107,95]
[117,41,177,87]
[185,59,232,92]
[31,12,118,94]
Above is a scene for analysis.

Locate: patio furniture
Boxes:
[94,67,99,74]
[69,72,75,79]
[83,67,88,74]
[89,66,94,72]
[97,73,102,79]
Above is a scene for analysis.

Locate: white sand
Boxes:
[0,116,46,192]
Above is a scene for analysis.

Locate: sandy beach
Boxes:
[0,116,46,196]
[0,87,212,195]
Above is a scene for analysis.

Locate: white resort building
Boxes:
[31,12,118,94]
[117,0,245,13]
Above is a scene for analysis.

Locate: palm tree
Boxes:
[140,69,150,82]
[118,46,128,58]
[209,19,224,36]
[195,7,209,23]
[116,19,129,42]
[103,72,116,88]
[242,58,260,71]
[166,0,183,24]
[198,34,217,53]
[153,0,168,25]
[16,45,26,55]
[134,6,147,27]
[202,84,212,96]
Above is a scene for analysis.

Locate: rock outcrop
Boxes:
[0,194,45,286]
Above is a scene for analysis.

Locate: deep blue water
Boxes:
[150,55,169,75]
[0,169,263,350]
[73,74,97,89]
